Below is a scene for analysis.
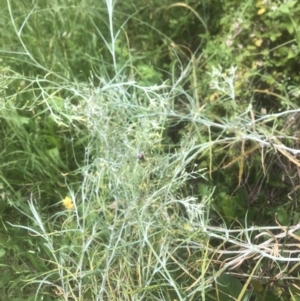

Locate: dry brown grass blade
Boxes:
[272,137,300,168]
[237,257,262,301]
[221,143,260,170]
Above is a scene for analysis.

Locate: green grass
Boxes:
[1,0,300,300]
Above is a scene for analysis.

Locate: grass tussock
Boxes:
[1,0,300,300]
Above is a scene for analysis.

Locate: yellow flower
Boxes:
[183,223,193,232]
[62,196,74,210]
[209,92,219,102]
[257,7,266,15]
[253,38,263,47]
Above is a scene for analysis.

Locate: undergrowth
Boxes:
[1,0,300,301]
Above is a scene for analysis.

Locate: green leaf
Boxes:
[250,279,264,293]
[277,1,296,14]
[0,248,5,257]
[276,207,288,225]
[214,273,251,301]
